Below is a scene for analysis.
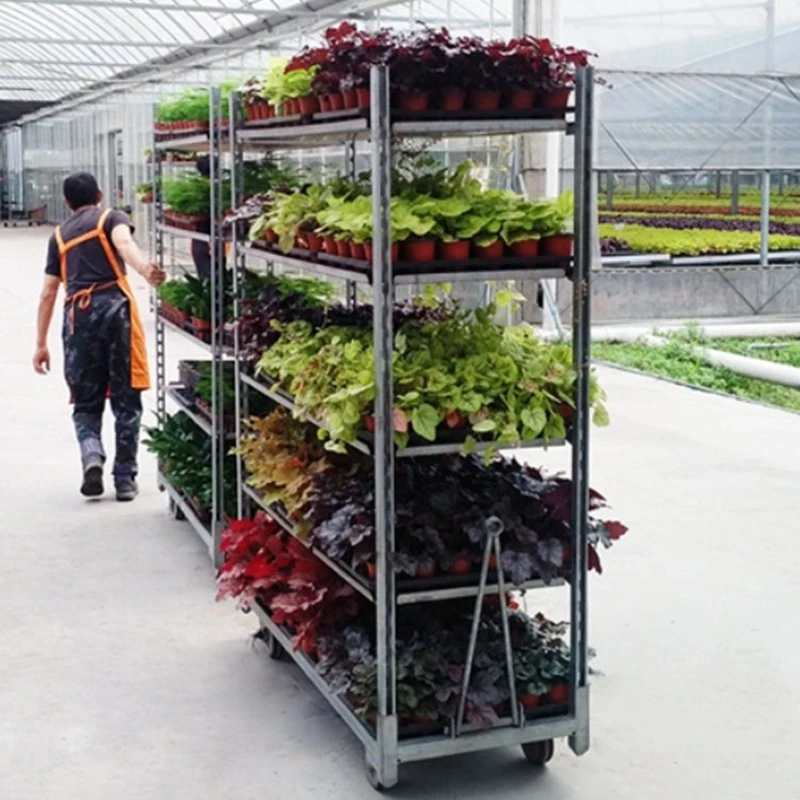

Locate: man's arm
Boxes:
[33,275,61,375]
[110,223,165,286]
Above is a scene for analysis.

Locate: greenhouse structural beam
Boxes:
[3,0,266,12]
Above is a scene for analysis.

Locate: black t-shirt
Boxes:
[45,207,132,295]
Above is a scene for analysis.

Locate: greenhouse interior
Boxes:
[2,1,799,798]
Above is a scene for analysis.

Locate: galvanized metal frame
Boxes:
[153,84,228,566]
[223,65,594,789]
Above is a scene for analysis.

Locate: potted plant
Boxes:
[184,275,213,342]
[540,191,574,256]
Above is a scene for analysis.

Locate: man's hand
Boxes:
[33,347,51,375]
[141,262,167,287]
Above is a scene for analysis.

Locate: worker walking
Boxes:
[33,172,165,501]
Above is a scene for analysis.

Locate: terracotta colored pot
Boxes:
[336,239,350,257]
[541,234,573,257]
[469,89,502,111]
[330,92,345,111]
[439,240,470,261]
[356,88,371,109]
[342,89,358,109]
[440,86,466,112]
[542,88,571,109]
[319,95,332,113]
[298,95,319,115]
[267,104,275,119]
[307,233,323,253]
[191,316,211,341]
[323,236,338,255]
[473,239,505,259]
[398,91,429,112]
[246,105,256,121]
[295,234,309,251]
[510,238,540,258]
[350,241,366,260]
[264,228,279,245]
[508,87,536,109]
[174,310,188,329]
[404,238,437,262]
[364,242,373,262]
[521,694,541,710]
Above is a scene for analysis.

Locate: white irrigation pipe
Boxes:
[595,329,800,390]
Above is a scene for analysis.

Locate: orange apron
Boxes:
[55,208,150,390]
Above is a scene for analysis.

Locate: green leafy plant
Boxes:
[163,174,211,217]
[157,280,194,314]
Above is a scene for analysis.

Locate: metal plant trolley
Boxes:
[152,87,229,567]
[228,66,595,789]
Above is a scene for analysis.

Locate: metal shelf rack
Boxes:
[228,66,594,789]
[152,86,229,567]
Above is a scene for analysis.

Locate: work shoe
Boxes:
[115,477,139,502]
[80,460,104,498]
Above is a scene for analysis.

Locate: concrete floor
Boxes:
[2,226,800,799]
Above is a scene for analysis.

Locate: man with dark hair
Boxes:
[34,171,165,501]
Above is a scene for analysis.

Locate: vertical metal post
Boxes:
[345,138,358,310]
[209,85,225,567]
[634,170,641,199]
[569,66,593,757]
[715,170,722,198]
[605,170,613,210]
[153,122,166,426]
[760,170,771,266]
[731,170,740,215]
[230,90,245,520]
[370,65,398,791]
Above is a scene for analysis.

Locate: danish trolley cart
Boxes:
[152,86,230,567]
[228,66,595,789]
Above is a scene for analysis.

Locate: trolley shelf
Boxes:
[243,484,564,604]
[157,223,211,242]
[153,133,212,152]
[159,473,213,551]
[250,599,378,754]
[240,372,566,456]
[160,316,233,357]
[250,598,577,763]
[166,384,213,436]
[237,114,571,149]
[244,242,570,285]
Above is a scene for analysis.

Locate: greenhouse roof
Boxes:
[0,0,392,109]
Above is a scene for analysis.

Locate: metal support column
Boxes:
[230,91,246,520]
[760,170,771,266]
[605,170,613,210]
[368,65,398,792]
[153,131,166,424]
[569,65,593,757]
[209,86,226,568]
[731,170,740,215]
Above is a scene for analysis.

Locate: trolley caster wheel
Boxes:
[263,630,284,661]
[366,764,386,792]
[169,497,186,521]
[522,739,555,765]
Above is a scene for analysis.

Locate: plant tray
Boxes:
[253,242,572,277]
[241,104,573,132]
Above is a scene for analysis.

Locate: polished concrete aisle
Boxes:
[2,227,799,800]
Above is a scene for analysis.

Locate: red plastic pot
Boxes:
[508,87,536,109]
[336,239,350,257]
[473,239,505,259]
[521,694,542,711]
[416,562,437,579]
[356,88,371,109]
[439,240,470,261]
[450,557,473,575]
[404,238,437,262]
[174,310,188,329]
[350,241,366,260]
[542,88,571,109]
[440,86,466,112]
[246,105,257,121]
[469,89,502,111]
[541,234,573,257]
[307,233,323,253]
[342,89,358,109]
[398,91,429,112]
[264,228,279,246]
[510,238,540,258]
[191,316,211,342]
[366,562,376,580]
[319,95,332,113]
[547,683,569,704]
[298,95,319,115]
[330,92,345,111]
[323,236,338,255]
[295,234,309,251]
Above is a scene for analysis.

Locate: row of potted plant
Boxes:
[240,23,590,121]
[153,84,237,135]
[239,408,627,584]
[157,276,213,341]
[216,511,576,727]
[246,160,573,267]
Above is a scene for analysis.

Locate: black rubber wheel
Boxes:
[522,739,555,765]
[169,497,186,521]
[366,764,386,792]
[265,630,284,661]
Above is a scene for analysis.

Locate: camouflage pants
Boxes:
[63,288,143,479]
